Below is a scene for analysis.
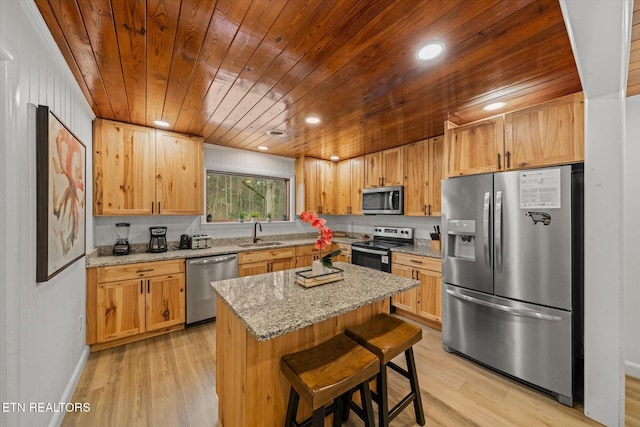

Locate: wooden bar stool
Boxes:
[345,313,425,427]
[280,333,379,427]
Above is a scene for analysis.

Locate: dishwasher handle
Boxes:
[188,255,237,265]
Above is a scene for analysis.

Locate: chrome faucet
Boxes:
[253,221,262,243]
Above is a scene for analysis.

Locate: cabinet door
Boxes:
[428,135,444,216]
[364,152,383,188]
[238,261,270,277]
[155,130,204,215]
[416,268,442,324]
[145,273,186,332]
[350,156,364,215]
[335,160,352,215]
[271,258,296,273]
[317,159,335,214]
[296,254,316,268]
[403,140,428,216]
[96,278,145,342]
[382,147,403,186]
[446,117,504,177]
[391,264,418,313]
[93,119,155,215]
[304,158,322,213]
[504,92,584,170]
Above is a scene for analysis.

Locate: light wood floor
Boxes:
[63,320,639,427]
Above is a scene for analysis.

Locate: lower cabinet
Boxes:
[238,247,296,276]
[334,243,351,263]
[391,252,442,330]
[87,259,185,351]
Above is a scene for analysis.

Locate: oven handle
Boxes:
[351,246,388,256]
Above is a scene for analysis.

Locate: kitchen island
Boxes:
[211,262,420,426]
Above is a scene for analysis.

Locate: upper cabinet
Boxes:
[295,157,335,214]
[444,92,584,178]
[504,92,584,169]
[335,156,364,215]
[364,146,403,188]
[445,117,505,177]
[94,119,203,216]
[404,136,444,216]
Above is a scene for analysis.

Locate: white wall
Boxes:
[561,0,631,425]
[624,94,640,379]
[0,1,95,426]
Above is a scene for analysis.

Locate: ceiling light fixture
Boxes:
[330,155,339,161]
[416,42,445,61]
[483,102,506,111]
[153,119,170,127]
[305,116,321,124]
[257,146,269,151]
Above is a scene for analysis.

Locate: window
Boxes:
[206,171,290,222]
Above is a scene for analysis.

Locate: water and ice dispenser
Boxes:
[446,219,476,260]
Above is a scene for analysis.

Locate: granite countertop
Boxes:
[211,262,420,342]
[86,234,365,268]
[391,242,442,259]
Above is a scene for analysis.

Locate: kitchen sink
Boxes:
[237,242,284,248]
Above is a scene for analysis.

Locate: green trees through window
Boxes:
[206,171,289,222]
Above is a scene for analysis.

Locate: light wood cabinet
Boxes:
[391,252,441,330]
[335,156,364,215]
[334,243,351,263]
[93,119,203,216]
[445,117,505,177]
[238,247,296,276]
[155,130,204,215]
[295,157,335,214]
[295,244,321,268]
[428,135,444,216]
[364,147,403,188]
[403,136,444,216]
[504,92,584,169]
[445,92,584,178]
[87,259,185,350]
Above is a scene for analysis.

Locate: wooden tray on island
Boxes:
[295,267,344,288]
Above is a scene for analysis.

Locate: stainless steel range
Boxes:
[351,226,414,272]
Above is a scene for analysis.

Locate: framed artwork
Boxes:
[36,105,86,282]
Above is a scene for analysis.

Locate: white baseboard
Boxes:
[626,360,640,380]
[48,346,90,427]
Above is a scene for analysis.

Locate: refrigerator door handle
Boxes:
[495,190,503,272]
[483,192,491,269]
[445,289,562,321]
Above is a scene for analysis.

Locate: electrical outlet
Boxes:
[77,315,84,333]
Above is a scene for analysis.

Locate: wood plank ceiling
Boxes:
[35,0,586,161]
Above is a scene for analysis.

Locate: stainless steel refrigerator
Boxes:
[441,164,583,406]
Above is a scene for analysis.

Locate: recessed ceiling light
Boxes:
[330,155,339,161]
[257,146,269,151]
[416,42,445,61]
[483,102,506,111]
[153,120,170,127]
[305,116,321,124]
[266,129,287,137]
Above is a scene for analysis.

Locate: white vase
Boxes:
[312,260,332,276]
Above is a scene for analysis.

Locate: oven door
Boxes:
[351,246,391,272]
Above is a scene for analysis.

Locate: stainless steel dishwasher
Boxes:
[186,254,238,325]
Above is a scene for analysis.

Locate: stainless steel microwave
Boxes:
[362,186,404,215]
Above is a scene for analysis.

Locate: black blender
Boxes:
[112,223,131,255]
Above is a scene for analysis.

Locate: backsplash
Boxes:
[93,214,443,247]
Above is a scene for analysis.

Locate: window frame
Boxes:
[203,169,293,224]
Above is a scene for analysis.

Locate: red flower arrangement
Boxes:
[300,211,341,269]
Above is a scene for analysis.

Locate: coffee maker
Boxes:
[148,226,168,253]
[112,223,130,255]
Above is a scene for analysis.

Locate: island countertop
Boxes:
[211,262,420,342]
